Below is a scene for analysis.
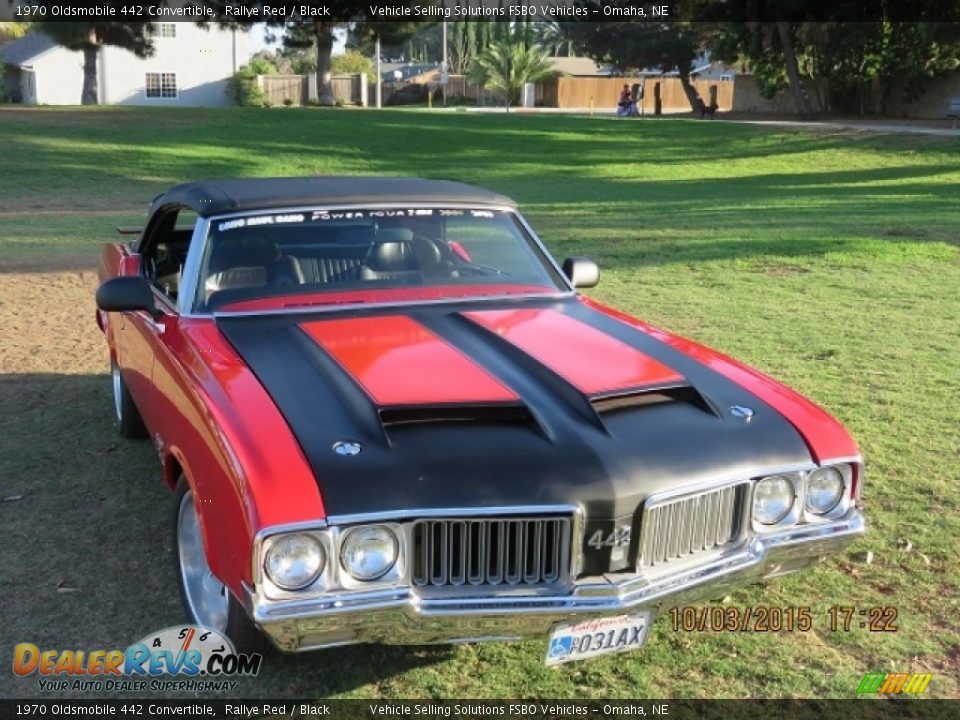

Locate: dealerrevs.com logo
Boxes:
[13,626,262,693]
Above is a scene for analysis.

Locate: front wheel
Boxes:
[173,477,266,653]
[110,359,147,439]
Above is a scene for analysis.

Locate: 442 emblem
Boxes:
[587,526,631,551]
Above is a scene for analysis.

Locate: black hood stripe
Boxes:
[216,297,812,521]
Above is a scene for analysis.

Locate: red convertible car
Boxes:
[95,177,864,663]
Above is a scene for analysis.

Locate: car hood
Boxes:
[216,297,816,541]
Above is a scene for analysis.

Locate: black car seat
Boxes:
[361,229,423,282]
[205,236,297,297]
[287,226,371,284]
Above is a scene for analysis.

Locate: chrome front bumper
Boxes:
[243,511,865,652]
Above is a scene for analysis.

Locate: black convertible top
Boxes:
[151,177,517,217]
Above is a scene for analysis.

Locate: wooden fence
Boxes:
[539,76,734,111]
[258,75,307,106]
[258,74,367,106]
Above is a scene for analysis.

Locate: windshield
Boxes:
[195,207,566,311]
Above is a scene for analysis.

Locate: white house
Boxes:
[1,24,250,106]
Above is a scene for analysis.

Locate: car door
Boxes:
[118,206,196,439]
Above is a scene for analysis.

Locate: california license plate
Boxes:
[545,613,651,666]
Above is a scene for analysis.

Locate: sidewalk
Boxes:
[721,118,959,137]
[433,107,959,135]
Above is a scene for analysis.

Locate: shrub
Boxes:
[247,57,279,76]
[331,50,374,78]
[226,65,266,107]
[283,97,293,107]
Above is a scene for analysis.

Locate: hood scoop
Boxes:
[379,403,536,428]
[590,384,718,417]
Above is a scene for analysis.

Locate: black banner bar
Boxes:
[1,700,959,720]
[8,1,960,23]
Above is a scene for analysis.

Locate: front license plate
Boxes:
[545,612,651,666]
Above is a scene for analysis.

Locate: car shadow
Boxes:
[0,372,452,698]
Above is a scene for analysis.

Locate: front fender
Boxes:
[163,318,325,598]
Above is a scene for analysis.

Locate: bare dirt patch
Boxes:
[0,270,104,376]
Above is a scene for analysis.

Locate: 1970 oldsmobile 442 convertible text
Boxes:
[95,177,864,663]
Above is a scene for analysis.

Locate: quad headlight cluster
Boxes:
[752,463,853,531]
[261,523,402,594]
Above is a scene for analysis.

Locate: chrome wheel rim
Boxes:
[111,362,123,424]
[177,491,229,631]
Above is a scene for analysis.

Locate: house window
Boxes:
[156,23,176,38]
[146,73,177,99]
[720,74,734,82]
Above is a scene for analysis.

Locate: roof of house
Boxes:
[0,33,57,67]
[152,177,517,217]
[547,57,614,77]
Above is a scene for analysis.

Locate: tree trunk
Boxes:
[314,23,335,106]
[677,70,700,113]
[81,29,99,105]
[777,21,814,120]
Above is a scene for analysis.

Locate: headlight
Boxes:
[753,475,796,525]
[340,525,399,581]
[806,466,845,514]
[264,534,325,590]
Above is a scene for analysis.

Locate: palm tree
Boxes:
[468,37,558,107]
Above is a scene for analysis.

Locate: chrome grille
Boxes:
[638,483,747,569]
[412,517,571,588]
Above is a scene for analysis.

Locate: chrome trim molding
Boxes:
[638,482,748,572]
[244,511,865,652]
[410,516,572,589]
[325,504,581,527]
[178,217,211,316]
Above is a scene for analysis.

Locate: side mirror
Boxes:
[96,276,158,318]
[562,257,600,289]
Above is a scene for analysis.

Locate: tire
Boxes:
[110,359,148,439]
[172,476,268,654]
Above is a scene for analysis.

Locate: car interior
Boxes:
[138,209,558,311]
[200,223,497,309]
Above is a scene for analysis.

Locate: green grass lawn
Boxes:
[0,106,957,699]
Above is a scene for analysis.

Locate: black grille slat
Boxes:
[412,516,570,588]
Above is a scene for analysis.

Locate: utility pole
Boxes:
[441,21,448,106]
[375,34,381,109]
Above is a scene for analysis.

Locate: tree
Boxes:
[563,13,714,111]
[777,22,815,118]
[468,33,558,107]
[202,3,381,107]
[34,12,154,104]
[443,21,511,75]
[281,21,340,106]
[710,1,960,117]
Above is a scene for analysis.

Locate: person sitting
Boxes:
[695,96,720,119]
[617,84,639,117]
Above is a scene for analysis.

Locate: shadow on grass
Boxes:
[0,373,450,698]
[0,108,957,272]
